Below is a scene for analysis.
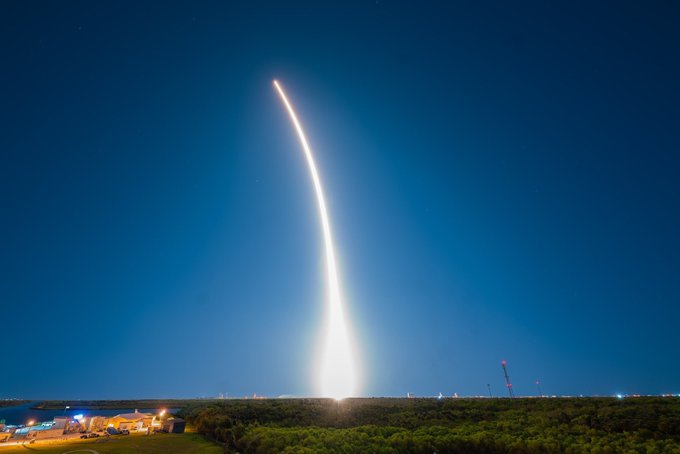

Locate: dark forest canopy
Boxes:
[181,397,680,453]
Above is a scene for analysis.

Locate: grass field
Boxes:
[0,433,222,454]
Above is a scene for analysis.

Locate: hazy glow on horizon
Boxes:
[273,79,357,400]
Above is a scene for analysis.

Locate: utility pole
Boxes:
[535,380,543,397]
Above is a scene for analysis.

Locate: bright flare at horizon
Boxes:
[273,79,357,400]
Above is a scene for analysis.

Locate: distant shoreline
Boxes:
[0,400,29,408]
[29,399,213,410]
[21,395,680,411]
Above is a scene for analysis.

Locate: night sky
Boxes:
[2,1,679,399]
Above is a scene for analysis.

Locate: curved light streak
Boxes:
[273,79,356,399]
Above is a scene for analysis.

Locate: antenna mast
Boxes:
[501,360,514,398]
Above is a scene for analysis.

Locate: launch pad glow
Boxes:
[273,80,357,400]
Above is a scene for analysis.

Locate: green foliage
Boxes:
[183,397,680,453]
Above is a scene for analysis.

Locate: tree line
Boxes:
[180,397,680,453]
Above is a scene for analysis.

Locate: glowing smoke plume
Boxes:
[273,80,357,399]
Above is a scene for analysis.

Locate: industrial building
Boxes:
[0,409,171,443]
[106,410,156,431]
[161,418,186,434]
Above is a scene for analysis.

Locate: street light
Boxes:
[22,420,35,446]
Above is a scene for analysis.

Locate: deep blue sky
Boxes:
[2,1,679,399]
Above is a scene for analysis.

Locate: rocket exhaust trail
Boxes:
[273,80,356,399]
